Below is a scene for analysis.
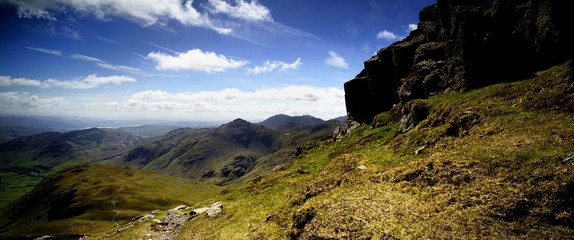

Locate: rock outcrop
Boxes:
[345,0,573,123]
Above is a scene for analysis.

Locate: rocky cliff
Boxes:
[345,0,573,123]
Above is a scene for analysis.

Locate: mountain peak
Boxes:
[228,118,251,125]
[258,114,325,131]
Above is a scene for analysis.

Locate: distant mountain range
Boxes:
[105,116,345,185]
[0,115,221,143]
[0,114,345,207]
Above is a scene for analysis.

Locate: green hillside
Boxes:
[171,64,574,239]
[0,164,219,239]
[0,128,139,208]
[2,64,572,239]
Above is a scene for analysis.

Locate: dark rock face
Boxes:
[345,0,574,123]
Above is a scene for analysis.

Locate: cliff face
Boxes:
[345,0,573,123]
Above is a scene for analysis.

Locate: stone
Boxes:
[207,202,223,217]
[563,154,574,164]
[357,165,367,170]
[171,205,187,211]
[415,146,426,155]
[398,103,428,133]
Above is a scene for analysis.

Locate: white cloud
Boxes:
[0,76,43,87]
[408,23,418,31]
[5,0,232,34]
[26,46,63,56]
[0,75,135,89]
[130,90,170,100]
[246,58,302,75]
[376,30,399,40]
[208,0,272,22]
[324,51,348,70]
[0,92,68,109]
[147,49,248,73]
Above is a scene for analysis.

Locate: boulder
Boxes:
[207,202,223,217]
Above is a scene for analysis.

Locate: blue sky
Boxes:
[0,0,435,122]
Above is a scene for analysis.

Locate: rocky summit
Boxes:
[345,0,573,123]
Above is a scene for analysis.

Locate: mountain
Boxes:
[0,128,139,208]
[0,116,343,209]
[345,0,573,123]
[117,124,184,138]
[258,114,325,131]
[105,118,343,185]
[0,164,219,239]
[0,116,81,143]
[0,128,139,167]
[12,62,569,240]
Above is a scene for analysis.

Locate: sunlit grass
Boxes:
[176,63,574,239]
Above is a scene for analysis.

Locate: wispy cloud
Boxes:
[5,0,232,34]
[246,58,302,75]
[70,53,104,63]
[324,51,348,70]
[60,26,82,40]
[26,46,63,56]
[148,42,178,54]
[96,63,140,73]
[70,53,140,73]
[0,75,135,89]
[207,0,272,22]
[147,49,248,73]
[94,36,123,45]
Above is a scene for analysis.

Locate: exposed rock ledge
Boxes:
[345,0,573,123]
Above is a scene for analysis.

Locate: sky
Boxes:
[0,0,435,123]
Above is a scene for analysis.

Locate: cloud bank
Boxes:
[0,86,343,120]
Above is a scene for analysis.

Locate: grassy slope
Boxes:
[0,164,220,239]
[174,64,574,239]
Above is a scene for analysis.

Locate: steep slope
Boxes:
[172,64,574,239]
[258,114,325,131]
[0,164,219,239]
